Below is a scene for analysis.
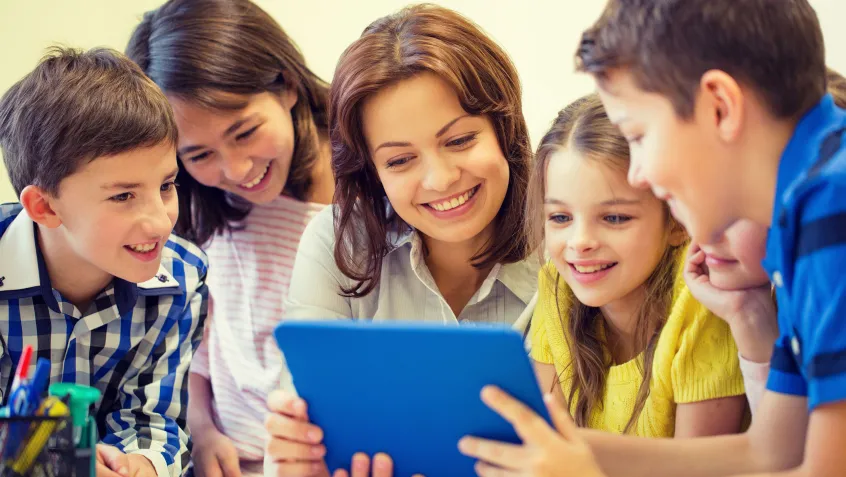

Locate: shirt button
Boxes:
[791,336,801,356]
[157,274,168,283]
[773,271,784,288]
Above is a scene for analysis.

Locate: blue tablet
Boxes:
[274,320,551,477]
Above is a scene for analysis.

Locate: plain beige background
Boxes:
[1,0,845,203]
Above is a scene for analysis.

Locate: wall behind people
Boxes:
[1,0,845,203]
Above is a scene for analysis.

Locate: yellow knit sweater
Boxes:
[529,251,745,437]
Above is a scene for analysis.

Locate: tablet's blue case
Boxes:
[274,320,551,477]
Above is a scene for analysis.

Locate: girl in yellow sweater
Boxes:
[523,94,746,439]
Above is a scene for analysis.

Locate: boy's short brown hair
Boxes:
[577,0,826,119]
[0,47,177,197]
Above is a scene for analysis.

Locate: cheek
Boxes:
[166,195,180,227]
[182,162,219,187]
[544,225,566,256]
[376,171,415,209]
[728,223,768,264]
[627,221,670,267]
[641,134,676,182]
[253,132,292,158]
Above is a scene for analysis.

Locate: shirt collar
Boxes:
[0,209,181,315]
[388,228,538,305]
[775,93,840,213]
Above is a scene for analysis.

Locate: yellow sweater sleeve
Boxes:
[667,277,746,404]
[529,263,561,365]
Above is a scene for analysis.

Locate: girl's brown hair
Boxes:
[126,0,329,246]
[329,4,533,297]
[527,94,684,433]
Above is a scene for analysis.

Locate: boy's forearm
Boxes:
[583,430,766,477]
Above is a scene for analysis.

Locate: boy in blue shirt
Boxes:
[458,1,846,476]
[0,47,208,477]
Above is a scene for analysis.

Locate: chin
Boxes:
[419,221,488,244]
[568,288,609,309]
[114,265,160,284]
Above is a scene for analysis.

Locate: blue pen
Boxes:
[3,357,50,458]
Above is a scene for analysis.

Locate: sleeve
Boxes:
[670,289,746,404]
[778,181,846,410]
[528,264,560,365]
[283,206,354,320]
[766,332,807,398]
[100,273,209,477]
[189,294,212,379]
[738,354,770,414]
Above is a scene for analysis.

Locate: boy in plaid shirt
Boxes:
[0,47,208,477]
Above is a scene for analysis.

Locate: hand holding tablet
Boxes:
[273,320,551,477]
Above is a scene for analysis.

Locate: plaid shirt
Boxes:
[0,203,209,477]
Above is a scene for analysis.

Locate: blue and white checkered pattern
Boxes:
[0,203,209,477]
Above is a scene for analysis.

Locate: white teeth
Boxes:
[430,186,477,211]
[128,243,156,253]
[241,164,270,189]
[573,263,614,273]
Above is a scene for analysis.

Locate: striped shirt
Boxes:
[0,203,209,477]
[764,93,846,411]
[190,195,325,470]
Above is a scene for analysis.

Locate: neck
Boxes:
[37,225,112,313]
[599,285,648,363]
[423,222,497,315]
[306,133,335,205]
[740,112,797,227]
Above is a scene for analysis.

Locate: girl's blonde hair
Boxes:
[527,94,685,433]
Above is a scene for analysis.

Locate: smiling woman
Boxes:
[265,4,539,476]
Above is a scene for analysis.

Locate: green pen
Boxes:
[48,383,101,448]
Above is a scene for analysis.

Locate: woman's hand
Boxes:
[265,390,329,477]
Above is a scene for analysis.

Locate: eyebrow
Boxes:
[101,167,179,190]
[373,114,472,153]
[601,198,641,206]
[177,113,258,156]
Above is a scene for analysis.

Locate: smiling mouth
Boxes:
[239,163,271,189]
[425,185,480,211]
[570,262,618,274]
[126,242,157,253]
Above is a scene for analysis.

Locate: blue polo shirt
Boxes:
[764,94,846,411]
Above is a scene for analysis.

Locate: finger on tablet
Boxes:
[267,390,309,419]
[265,412,324,444]
[266,436,325,462]
[480,386,556,444]
[350,453,370,477]
[371,453,393,477]
[474,460,519,477]
[457,436,527,470]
